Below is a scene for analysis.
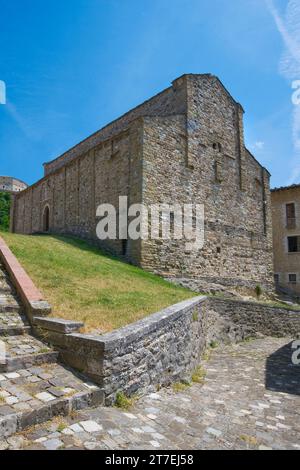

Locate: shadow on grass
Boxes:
[265,340,300,396]
[31,233,187,287]
[33,232,127,264]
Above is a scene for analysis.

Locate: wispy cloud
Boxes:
[254,141,265,150]
[266,0,300,183]
[5,101,41,141]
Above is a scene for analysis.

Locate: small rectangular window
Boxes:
[288,236,300,252]
[274,274,279,284]
[286,203,296,229]
[289,274,297,284]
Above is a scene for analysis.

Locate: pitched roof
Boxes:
[271,183,300,193]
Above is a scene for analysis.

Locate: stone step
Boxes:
[0,268,14,285]
[0,281,13,294]
[0,311,30,336]
[0,335,59,373]
[0,363,104,439]
[0,269,8,280]
[0,326,31,337]
[0,299,22,313]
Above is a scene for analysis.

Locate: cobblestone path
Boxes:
[2,336,299,450]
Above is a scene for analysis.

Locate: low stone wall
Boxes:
[34,296,212,404]
[208,297,300,338]
[96,296,210,404]
[166,276,274,297]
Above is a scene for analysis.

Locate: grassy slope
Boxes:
[0,232,196,332]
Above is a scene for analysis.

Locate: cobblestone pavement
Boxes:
[2,336,299,450]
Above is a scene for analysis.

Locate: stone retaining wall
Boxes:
[96,296,210,404]
[34,297,212,404]
[208,297,300,338]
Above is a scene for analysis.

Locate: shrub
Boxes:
[115,391,135,410]
[191,366,206,384]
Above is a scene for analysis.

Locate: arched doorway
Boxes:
[43,206,50,232]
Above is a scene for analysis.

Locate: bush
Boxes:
[0,192,11,231]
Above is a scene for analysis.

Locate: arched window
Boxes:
[43,206,50,232]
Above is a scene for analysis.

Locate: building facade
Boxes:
[271,184,300,295]
[0,176,27,193]
[11,74,274,294]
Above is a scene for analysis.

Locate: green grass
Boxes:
[172,381,191,392]
[114,391,137,410]
[191,365,206,384]
[0,232,196,332]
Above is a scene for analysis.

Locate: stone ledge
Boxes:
[97,296,206,352]
[0,237,51,322]
[34,317,84,334]
[0,388,104,439]
[208,297,300,338]
[209,296,300,314]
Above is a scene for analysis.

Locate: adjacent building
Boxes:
[11,74,274,294]
[0,176,28,193]
[271,184,300,296]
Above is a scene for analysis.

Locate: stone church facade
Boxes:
[11,74,274,293]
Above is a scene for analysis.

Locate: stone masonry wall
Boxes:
[141,75,274,293]
[35,296,211,405]
[12,120,144,262]
[43,80,187,175]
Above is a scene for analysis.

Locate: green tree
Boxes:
[0,192,11,231]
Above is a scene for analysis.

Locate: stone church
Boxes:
[11,74,274,293]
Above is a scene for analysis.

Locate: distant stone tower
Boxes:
[0,176,28,194]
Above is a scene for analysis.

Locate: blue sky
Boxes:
[0,0,299,188]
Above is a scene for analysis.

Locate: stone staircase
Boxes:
[0,263,103,440]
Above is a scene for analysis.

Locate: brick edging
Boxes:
[0,236,51,321]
